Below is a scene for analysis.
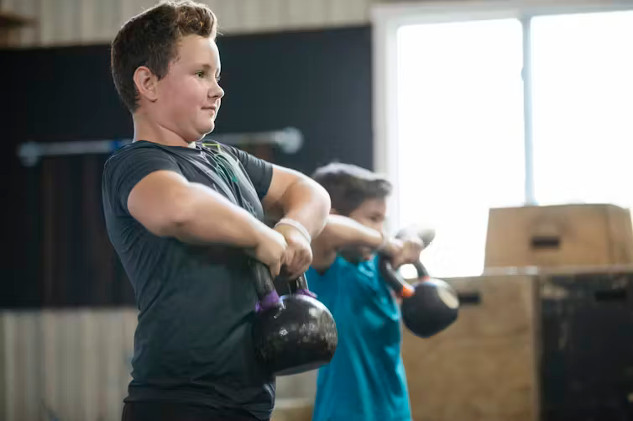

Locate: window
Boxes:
[532,11,633,207]
[374,4,633,277]
[396,19,525,277]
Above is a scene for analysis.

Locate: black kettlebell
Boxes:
[379,257,459,338]
[250,261,338,376]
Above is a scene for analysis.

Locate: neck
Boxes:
[132,112,196,148]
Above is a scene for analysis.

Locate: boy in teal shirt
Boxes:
[307,163,425,421]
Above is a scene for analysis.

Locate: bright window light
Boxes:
[396,19,525,277]
[531,10,633,208]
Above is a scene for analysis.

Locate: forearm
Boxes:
[162,182,268,247]
[315,215,383,251]
[276,178,331,239]
[310,214,383,270]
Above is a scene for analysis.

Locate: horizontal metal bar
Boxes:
[17,127,303,166]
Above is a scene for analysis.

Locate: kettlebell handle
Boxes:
[288,273,308,293]
[412,260,430,279]
[251,260,283,311]
[379,256,429,298]
[286,274,318,299]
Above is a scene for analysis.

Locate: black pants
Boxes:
[122,401,267,421]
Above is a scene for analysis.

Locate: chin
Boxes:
[197,123,214,138]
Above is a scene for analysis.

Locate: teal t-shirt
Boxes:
[306,255,412,421]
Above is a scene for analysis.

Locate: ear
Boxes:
[133,66,159,103]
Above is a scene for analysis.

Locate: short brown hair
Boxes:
[111,1,218,112]
[312,163,392,215]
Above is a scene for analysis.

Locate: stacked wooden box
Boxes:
[403,204,633,421]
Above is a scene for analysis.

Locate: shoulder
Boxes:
[309,255,352,278]
[106,141,170,165]
[106,141,179,169]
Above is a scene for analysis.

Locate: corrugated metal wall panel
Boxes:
[214,0,242,33]
[90,0,122,44]
[0,308,318,420]
[1,0,39,46]
[332,0,374,24]
[0,309,137,421]
[286,0,329,28]
[1,311,43,421]
[2,0,376,47]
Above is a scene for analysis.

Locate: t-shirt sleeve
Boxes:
[103,147,183,214]
[225,146,273,200]
[306,267,331,308]
[306,257,344,310]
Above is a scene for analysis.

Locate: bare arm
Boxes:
[311,215,384,272]
[127,170,287,274]
[261,166,331,278]
[262,165,331,238]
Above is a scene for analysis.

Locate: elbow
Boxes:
[298,176,330,215]
[318,182,331,212]
[283,176,331,214]
[314,181,332,231]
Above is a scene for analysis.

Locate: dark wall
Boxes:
[0,26,373,308]
[217,27,373,171]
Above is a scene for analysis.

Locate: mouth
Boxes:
[202,106,217,114]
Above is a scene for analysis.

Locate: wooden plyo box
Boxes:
[538,266,633,421]
[270,398,313,421]
[484,204,633,269]
[402,274,539,421]
[403,266,633,421]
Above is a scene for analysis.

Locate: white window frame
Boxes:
[371,0,633,233]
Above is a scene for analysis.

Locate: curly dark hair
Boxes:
[111,1,218,112]
[312,163,392,215]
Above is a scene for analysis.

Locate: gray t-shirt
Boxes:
[102,140,274,420]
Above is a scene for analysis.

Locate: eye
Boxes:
[215,74,221,83]
[195,70,206,78]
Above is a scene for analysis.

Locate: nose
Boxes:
[209,80,224,101]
